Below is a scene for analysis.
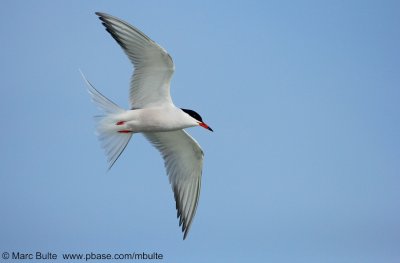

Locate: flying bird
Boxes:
[82,12,212,239]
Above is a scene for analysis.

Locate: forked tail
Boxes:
[80,70,132,169]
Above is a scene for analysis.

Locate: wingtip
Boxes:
[95,12,115,20]
[95,12,110,21]
[183,228,190,240]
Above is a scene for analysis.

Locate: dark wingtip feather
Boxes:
[95,11,106,18]
[173,185,190,239]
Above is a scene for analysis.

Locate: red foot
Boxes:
[118,130,132,133]
[116,121,125,125]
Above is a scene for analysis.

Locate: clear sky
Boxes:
[1,1,399,262]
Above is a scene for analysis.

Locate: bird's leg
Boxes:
[115,121,131,133]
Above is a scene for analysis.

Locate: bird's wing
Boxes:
[96,12,175,109]
[143,130,203,239]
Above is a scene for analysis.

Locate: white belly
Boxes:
[116,107,196,132]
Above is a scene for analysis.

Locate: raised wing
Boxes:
[143,130,203,239]
[96,12,175,109]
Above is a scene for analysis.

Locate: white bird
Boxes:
[82,12,213,239]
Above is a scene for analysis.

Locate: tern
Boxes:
[82,12,213,239]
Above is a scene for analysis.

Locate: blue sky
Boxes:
[1,1,399,262]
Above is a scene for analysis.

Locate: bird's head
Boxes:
[181,108,213,132]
